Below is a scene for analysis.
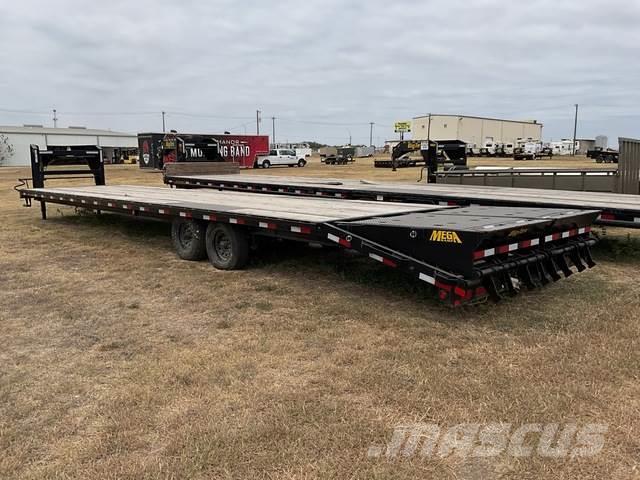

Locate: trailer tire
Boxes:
[171,218,207,261]
[206,223,249,270]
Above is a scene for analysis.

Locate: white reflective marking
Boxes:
[418,273,435,285]
[369,253,383,263]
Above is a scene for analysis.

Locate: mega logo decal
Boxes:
[429,230,462,244]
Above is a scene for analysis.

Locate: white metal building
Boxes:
[0,125,137,166]
[411,115,543,146]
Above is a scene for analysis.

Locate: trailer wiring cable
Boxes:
[14,178,30,192]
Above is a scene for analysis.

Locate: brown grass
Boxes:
[1,160,639,479]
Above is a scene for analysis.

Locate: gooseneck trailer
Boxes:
[18,182,597,306]
[18,145,599,306]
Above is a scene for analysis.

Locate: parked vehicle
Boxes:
[271,143,312,160]
[587,148,619,163]
[324,154,354,165]
[256,149,307,168]
[354,146,375,157]
[318,146,338,158]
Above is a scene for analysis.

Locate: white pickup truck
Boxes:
[256,149,307,168]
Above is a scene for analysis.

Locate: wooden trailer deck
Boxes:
[24,185,438,223]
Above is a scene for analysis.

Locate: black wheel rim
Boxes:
[178,223,195,249]
[213,230,232,261]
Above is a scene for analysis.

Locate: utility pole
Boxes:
[256,110,261,135]
[347,130,352,145]
[271,116,276,144]
[572,104,578,156]
[369,122,374,146]
[53,109,58,128]
[162,111,166,132]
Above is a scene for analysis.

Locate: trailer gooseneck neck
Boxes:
[18,182,598,306]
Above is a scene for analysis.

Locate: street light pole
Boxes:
[162,111,166,132]
[369,122,374,146]
[256,110,261,135]
[272,117,276,144]
[572,104,579,156]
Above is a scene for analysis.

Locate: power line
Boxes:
[0,108,50,115]
[166,111,255,120]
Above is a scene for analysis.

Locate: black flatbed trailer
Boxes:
[163,173,640,228]
[19,184,597,306]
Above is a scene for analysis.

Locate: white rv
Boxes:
[271,143,312,160]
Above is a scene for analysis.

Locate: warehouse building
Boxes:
[412,114,543,146]
[0,125,137,166]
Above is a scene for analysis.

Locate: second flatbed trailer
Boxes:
[19,184,597,306]
[163,173,640,228]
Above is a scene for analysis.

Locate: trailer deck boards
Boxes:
[164,173,640,227]
[26,185,436,223]
[19,184,598,306]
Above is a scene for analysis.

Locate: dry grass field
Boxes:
[1,157,639,479]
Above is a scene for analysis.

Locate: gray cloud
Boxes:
[1,0,638,145]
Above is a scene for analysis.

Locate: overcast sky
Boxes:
[1,0,638,145]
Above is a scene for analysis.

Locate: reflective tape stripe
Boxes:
[369,253,384,262]
[474,225,590,261]
[327,233,351,247]
[418,273,435,285]
[369,253,396,267]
